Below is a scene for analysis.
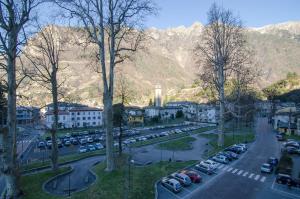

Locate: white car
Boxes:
[79,146,87,153]
[212,155,229,164]
[200,159,219,170]
[261,163,273,173]
[95,143,104,150]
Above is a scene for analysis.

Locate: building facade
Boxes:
[16,106,40,125]
[45,104,103,129]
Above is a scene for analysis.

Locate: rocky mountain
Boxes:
[19,21,300,107]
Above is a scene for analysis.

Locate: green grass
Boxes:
[156,136,196,151]
[21,149,106,172]
[21,156,196,199]
[21,167,71,199]
[286,134,300,141]
[199,133,255,157]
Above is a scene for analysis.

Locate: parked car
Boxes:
[225,151,239,159]
[195,164,215,175]
[46,140,52,149]
[276,134,285,141]
[57,140,63,148]
[224,146,242,154]
[72,139,79,145]
[87,137,94,143]
[88,144,96,151]
[161,177,182,193]
[200,160,219,170]
[218,152,234,161]
[212,155,229,164]
[95,143,104,150]
[79,146,87,153]
[64,140,71,146]
[38,141,46,148]
[276,173,300,187]
[80,139,87,145]
[180,170,202,183]
[171,172,192,186]
[283,146,300,155]
[261,163,273,173]
[268,157,278,167]
[283,141,300,149]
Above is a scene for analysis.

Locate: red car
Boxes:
[180,170,202,183]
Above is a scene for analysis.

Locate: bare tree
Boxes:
[195,3,252,147]
[24,25,68,171]
[113,74,134,155]
[55,0,156,171]
[0,0,40,197]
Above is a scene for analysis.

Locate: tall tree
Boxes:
[114,74,134,155]
[25,25,68,171]
[55,0,156,171]
[195,3,251,147]
[0,0,39,197]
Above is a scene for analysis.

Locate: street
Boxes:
[157,118,300,199]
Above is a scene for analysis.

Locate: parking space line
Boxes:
[237,170,243,175]
[232,169,238,174]
[260,176,266,182]
[249,173,254,179]
[227,167,233,172]
[218,164,225,169]
[243,172,248,177]
[254,175,260,181]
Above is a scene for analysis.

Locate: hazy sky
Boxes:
[38,0,300,29]
[147,0,300,28]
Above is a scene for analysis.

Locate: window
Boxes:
[93,117,96,119]
[72,118,75,121]
[93,112,95,115]
[83,112,85,115]
[63,116,65,120]
[88,117,91,120]
[71,112,75,115]
[98,116,101,119]
[77,117,80,120]
[93,122,96,125]
[83,117,86,120]
[77,123,80,126]
[77,112,80,115]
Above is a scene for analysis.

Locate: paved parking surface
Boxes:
[157,118,300,199]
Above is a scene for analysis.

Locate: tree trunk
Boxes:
[104,96,115,171]
[50,72,59,171]
[3,30,21,198]
[118,125,123,156]
[218,65,225,147]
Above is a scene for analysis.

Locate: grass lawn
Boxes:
[21,167,71,199]
[199,133,255,157]
[21,157,196,199]
[286,134,300,141]
[21,149,106,172]
[156,136,196,151]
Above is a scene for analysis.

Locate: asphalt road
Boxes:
[186,117,297,199]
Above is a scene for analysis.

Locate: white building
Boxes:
[159,107,182,120]
[144,106,161,119]
[45,106,103,129]
[197,104,218,123]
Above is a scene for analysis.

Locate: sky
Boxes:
[146,0,300,29]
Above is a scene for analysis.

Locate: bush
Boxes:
[276,153,293,174]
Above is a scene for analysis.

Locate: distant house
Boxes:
[144,106,161,119]
[273,107,300,135]
[197,104,218,123]
[16,106,40,125]
[45,103,103,129]
[46,102,87,112]
[125,106,144,126]
[159,106,182,120]
[166,101,197,119]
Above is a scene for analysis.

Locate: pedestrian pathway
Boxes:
[43,156,104,196]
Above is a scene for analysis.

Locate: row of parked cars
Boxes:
[161,170,202,193]
[161,143,247,193]
[78,143,104,153]
[281,139,300,155]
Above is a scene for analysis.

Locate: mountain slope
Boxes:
[19,21,300,107]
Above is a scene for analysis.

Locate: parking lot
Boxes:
[157,142,259,199]
[23,123,215,162]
